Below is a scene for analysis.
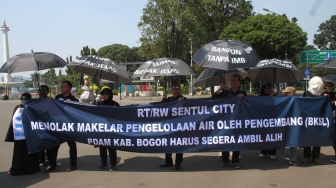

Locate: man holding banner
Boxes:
[212,75,247,169]
[159,82,187,170]
[55,81,79,172]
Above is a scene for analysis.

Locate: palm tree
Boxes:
[30,71,41,87]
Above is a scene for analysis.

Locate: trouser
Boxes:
[222,151,240,164]
[67,141,77,167]
[47,145,61,168]
[261,149,277,155]
[333,122,336,152]
[39,150,50,162]
[99,147,117,166]
[303,147,320,159]
[277,147,297,163]
[165,153,183,165]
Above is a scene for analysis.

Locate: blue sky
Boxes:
[0,0,335,78]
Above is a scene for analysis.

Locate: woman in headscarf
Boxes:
[5,93,40,175]
[95,88,120,172]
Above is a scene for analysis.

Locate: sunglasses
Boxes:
[101,92,110,95]
[20,98,27,100]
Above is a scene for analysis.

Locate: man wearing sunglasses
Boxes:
[159,82,186,170]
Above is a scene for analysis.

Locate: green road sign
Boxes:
[300,50,336,64]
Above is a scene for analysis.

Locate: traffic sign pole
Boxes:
[306,54,308,91]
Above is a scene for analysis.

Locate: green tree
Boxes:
[41,68,57,86]
[219,14,307,62]
[97,44,145,84]
[313,15,336,50]
[23,80,33,88]
[81,46,91,56]
[97,44,140,62]
[30,72,41,87]
[138,0,253,72]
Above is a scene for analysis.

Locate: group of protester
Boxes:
[5,75,336,175]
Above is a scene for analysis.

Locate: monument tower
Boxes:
[0,20,11,82]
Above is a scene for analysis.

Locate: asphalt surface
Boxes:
[0,95,336,188]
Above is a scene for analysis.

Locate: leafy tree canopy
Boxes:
[97,44,145,78]
[97,44,142,63]
[23,80,33,88]
[41,68,57,86]
[220,14,307,63]
[313,15,336,50]
[138,0,253,71]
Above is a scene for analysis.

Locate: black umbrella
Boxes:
[0,52,67,73]
[192,40,261,70]
[194,68,249,88]
[322,74,336,83]
[132,57,197,91]
[132,57,197,78]
[247,59,305,83]
[315,58,336,73]
[66,56,131,83]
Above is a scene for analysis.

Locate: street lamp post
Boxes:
[189,37,194,96]
[262,8,281,16]
[263,8,288,60]
[263,8,290,93]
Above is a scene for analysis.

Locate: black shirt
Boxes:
[55,94,79,102]
[162,94,187,102]
[323,91,336,110]
[212,88,247,98]
[97,100,120,107]
[303,90,323,97]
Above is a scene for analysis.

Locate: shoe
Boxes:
[174,164,181,170]
[301,158,310,164]
[233,163,240,169]
[313,158,323,165]
[43,160,50,166]
[277,162,284,166]
[331,157,336,163]
[219,162,228,168]
[44,165,56,172]
[96,164,107,170]
[259,154,265,158]
[109,165,117,172]
[159,163,173,167]
[66,166,76,172]
[270,155,277,160]
[289,161,300,166]
[39,160,45,164]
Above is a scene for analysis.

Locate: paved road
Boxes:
[0,98,335,188]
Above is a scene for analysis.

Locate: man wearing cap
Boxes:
[159,82,186,170]
[212,74,246,169]
[277,86,300,166]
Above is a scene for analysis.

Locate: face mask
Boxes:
[21,100,27,106]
